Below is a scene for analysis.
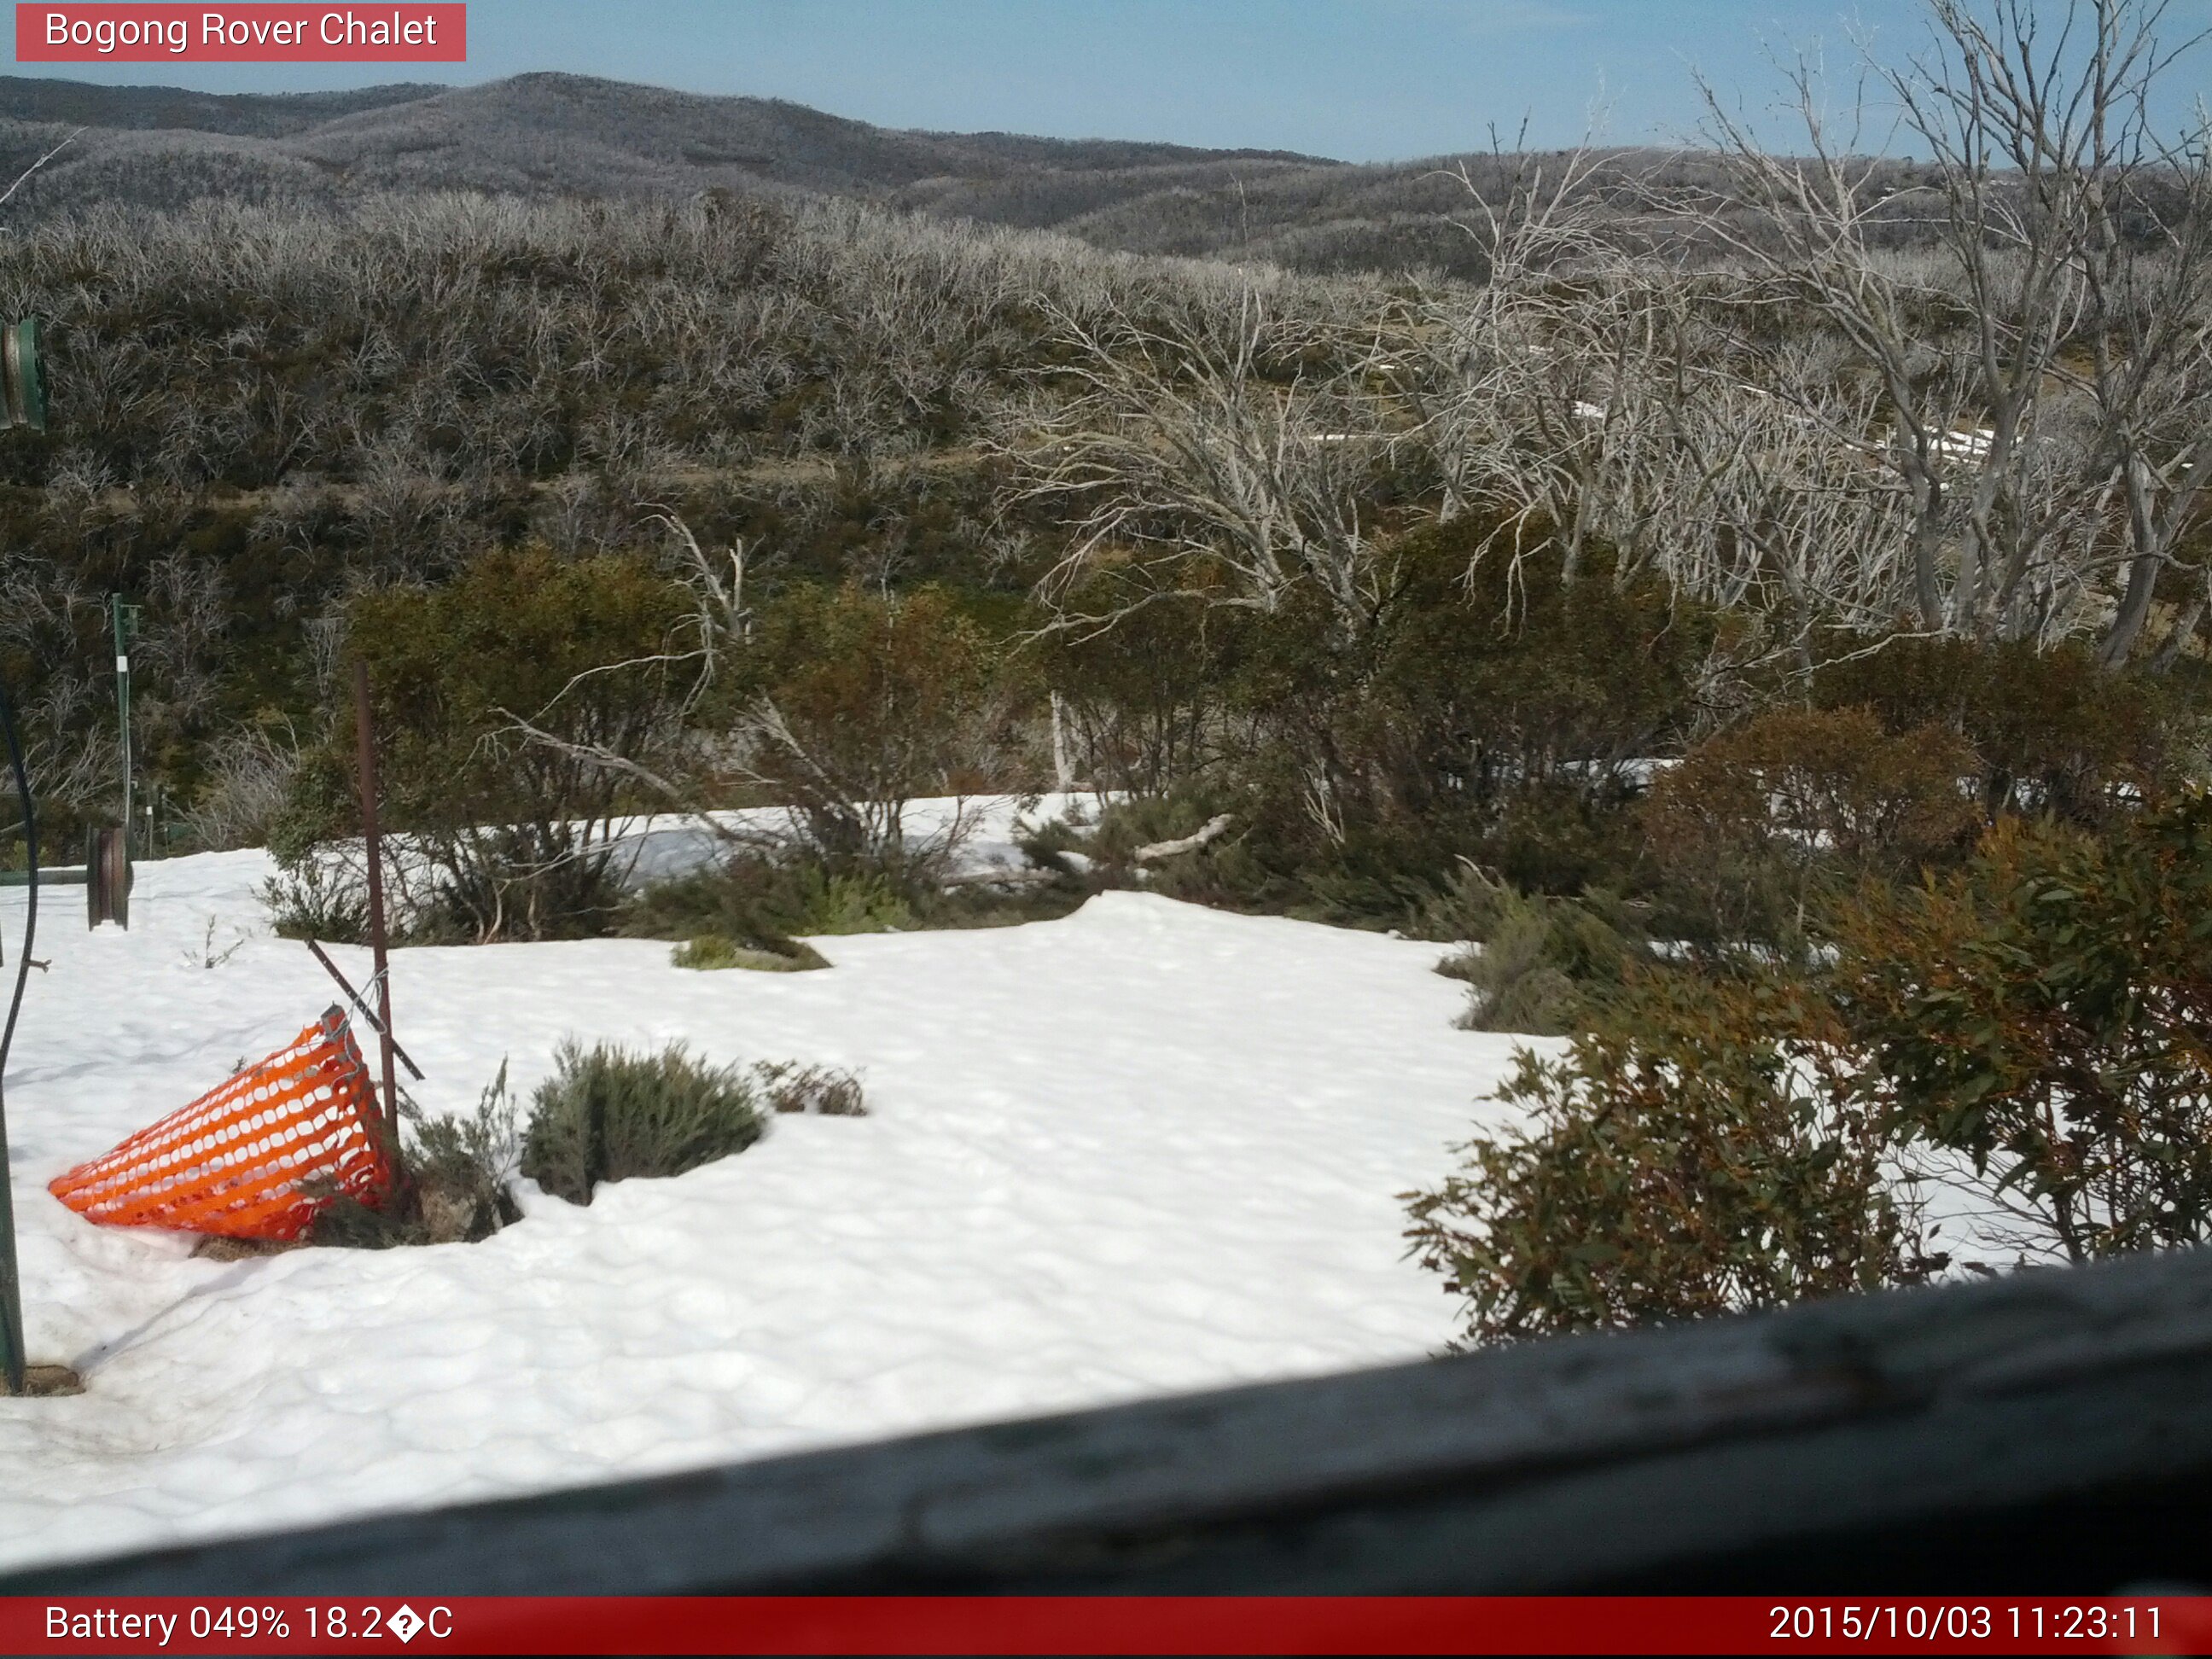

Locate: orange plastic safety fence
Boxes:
[49,1006,393,1241]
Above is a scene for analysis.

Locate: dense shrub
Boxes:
[1035,571,1243,794]
[1833,796,2212,1262]
[521,1040,771,1205]
[271,547,698,943]
[1644,705,1980,951]
[260,854,370,944]
[1404,969,1933,1344]
[737,581,1013,870]
[1810,637,2184,822]
[625,853,915,941]
[1410,793,2212,1342]
[1367,528,1715,813]
[627,841,1086,945]
[1039,521,1708,929]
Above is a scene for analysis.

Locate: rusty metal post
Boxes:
[352,661,404,1198]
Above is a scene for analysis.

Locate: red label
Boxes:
[15,4,465,61]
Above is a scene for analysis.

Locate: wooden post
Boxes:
[352,661,404,1201]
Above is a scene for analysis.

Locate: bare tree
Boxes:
[1006,286,1396,646]
[1680,0,2212,660]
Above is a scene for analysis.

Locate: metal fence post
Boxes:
[352,661,405,1202]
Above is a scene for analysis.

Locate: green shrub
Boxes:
[260,858,370,944]
[1810,636,2185,823]
[798,867,918,934]
[1834,796,2212,1262]
[1409,794,2212,1346]
[521,1040,769,1206]
[1404,969,1932,1345]
[311,1062,522,1248]
[1643,704,1980,953]
[671,932,830,972]
[625,853,915,941]
[283,548,698,944]
[739,581,1010,870]
[1444,882,1646,1035]
[628,846,1085,943]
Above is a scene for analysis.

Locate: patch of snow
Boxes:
[0,805,1516,1570]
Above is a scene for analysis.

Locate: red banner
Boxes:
[3,1596,2209,1655]
[15,4,464,61]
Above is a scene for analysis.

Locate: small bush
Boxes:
[800,867,918,934]
[629,846,1082,943]
[311,1063,522,1249]
[410,1062,527,1242]
[671,932,830,972]
[260,856,370,945]
[1404,969,1934,1345]
[755,1061,869,1116]
[1450,887,1645,1036]
[521,1040,769,1205]
[1421,862,1649,1034]
[625,853,913,943]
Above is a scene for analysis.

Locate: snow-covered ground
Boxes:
[0,797,1522,1572]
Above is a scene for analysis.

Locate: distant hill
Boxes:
[0,77,442,136]
[0,71,1643,277]
[0,73,1333,207]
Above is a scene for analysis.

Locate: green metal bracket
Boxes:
[1,317,45,433]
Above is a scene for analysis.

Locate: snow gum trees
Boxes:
[1005,279,1418,845]
[1342,0,2212,678]
[275,548,699,944]
[1679,0,2212,661]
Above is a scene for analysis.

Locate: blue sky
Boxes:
[14,1,2211,162]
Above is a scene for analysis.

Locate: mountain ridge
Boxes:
[0,71,1598,276]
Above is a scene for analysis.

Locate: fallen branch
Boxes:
[0,128,81,214]
[1132,813,1235,863]
[940,865,1064,889]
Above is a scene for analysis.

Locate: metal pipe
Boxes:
[302,937,424,1082]
[352,661,405,1200]
[111,597,135,861]
[0,679,36,1395]
[0,868,85,888]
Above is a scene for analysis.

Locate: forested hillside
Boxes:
[0,73,1345,246]
[0,71,1843,281]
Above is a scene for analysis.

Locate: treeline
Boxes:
[0,188,1351,833]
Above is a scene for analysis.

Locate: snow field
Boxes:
[0,802,1523,1570]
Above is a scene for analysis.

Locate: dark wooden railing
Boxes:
[8,1245,2211,1594]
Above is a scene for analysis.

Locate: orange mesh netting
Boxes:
[49,1006,393,1241]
